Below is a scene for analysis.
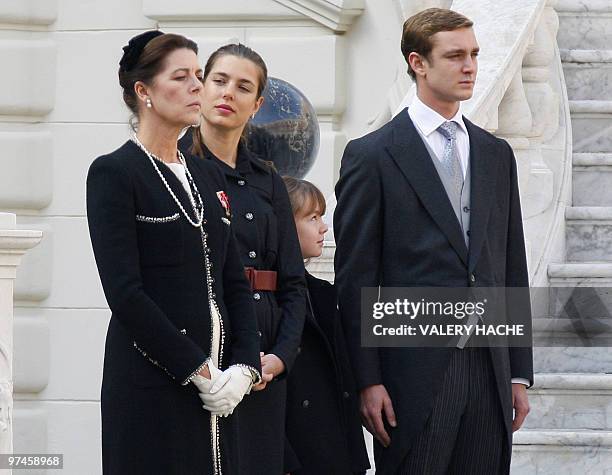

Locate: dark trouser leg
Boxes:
[448,349,507,475]
[397,349,506,475]
[397,349,469,475]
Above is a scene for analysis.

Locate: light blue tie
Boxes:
[438,121,464,195]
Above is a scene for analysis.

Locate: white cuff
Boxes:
[511,377,530,387]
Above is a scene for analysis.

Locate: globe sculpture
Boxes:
[246,77,320,178]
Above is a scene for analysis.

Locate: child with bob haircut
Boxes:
[282,176,369,475]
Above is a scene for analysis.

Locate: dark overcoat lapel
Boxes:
[305,276,337,362]
[464,118,497,272]
[385,113,501,272]
[385,112,469,267]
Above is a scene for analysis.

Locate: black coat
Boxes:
[87,140,261,475]
[180,135,306,474]
[285,273,370,475]
[334,110,534,474]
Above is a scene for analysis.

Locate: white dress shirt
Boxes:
[166,162,194,201]
[408,95,469,179]
[407,96,530,388]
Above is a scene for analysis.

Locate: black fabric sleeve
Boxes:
[334,140,384,390]
[86,156,208,384]
[269,171,306,374]
[503,141,534,387]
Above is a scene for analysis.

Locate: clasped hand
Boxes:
[252,352,283,391]
[192,363,252,417]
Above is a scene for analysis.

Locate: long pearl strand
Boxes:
[131,134,205,228]
[132,135,223,475]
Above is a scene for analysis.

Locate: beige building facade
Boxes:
[1,0,611,473]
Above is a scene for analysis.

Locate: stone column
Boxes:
[0,213,42,470]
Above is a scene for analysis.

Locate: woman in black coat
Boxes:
[87,31,261,475]
[283,177,370,475]
[181,44,306,474]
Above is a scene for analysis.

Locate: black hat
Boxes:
[119,30,164,73]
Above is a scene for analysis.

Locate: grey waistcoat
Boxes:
[421,137,471,248]
[421,137,476,348]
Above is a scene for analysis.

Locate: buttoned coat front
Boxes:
[285,273,370,475]
[180,135,306,474]
[87,141,261,475]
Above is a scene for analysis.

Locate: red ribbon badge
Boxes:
[216,191,231,218]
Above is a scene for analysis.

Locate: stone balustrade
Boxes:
[0,214,42,464]
[316,0,572,288]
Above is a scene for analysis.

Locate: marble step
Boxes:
[533,283,612,346]
[561,49,612,100]
[511,429,612,474]
[539,266,612,347]
[533,319,612,347]
[566,207,612,261]
[573,154,612,206]
[570,100,612,114]
[548,262,612,283]
[556,0,612,12]
[561,49,612,64]
[557,2,612,51]
[524,373,612,430]
[570,101,612,153]
[534,347,612,373]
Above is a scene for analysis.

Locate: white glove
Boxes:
[191,361,223,394]
[198,365,253,417]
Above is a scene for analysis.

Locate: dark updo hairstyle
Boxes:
[191,43,268,159]
[118,30,198,128]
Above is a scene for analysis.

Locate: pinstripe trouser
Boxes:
[397,348,508,475]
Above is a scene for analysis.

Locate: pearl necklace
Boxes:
[131,135,205,228]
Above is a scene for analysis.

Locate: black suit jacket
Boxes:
[87,141,260,474]
[334,109,533,474]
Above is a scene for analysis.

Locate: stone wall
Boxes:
[0,1,574,472]
[0,1,403,472]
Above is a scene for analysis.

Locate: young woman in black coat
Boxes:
[282,177,370,475]
[87,31,261,475]
[180,44,306,474]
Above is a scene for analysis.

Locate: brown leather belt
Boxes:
[244,267,277,291]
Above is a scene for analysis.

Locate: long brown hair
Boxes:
[190,43,268,159]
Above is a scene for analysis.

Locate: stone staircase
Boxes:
[512,1,612,472]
